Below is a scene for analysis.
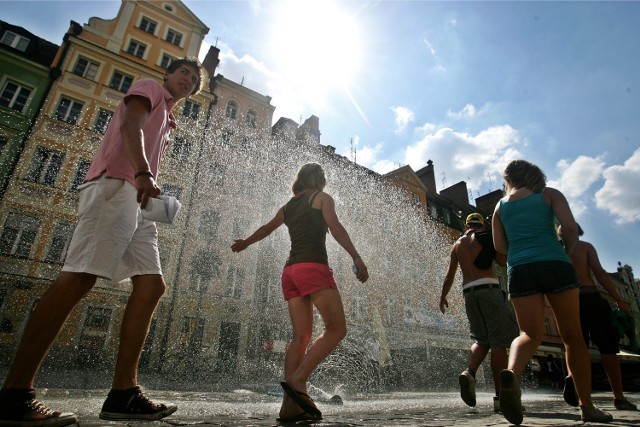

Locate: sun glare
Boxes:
[268,1,363,98]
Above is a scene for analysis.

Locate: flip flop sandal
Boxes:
[280,381,322,419]
[276,411,318,424]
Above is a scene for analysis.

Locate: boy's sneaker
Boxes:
[562,375,579,407]
[99,386,177,421]
[0,388,77,426]
[458,369,476,407]
[493,395,500,412]
[614,397,637,411]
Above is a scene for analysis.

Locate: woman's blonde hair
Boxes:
[503,159,546,193]
[292,163,326,194]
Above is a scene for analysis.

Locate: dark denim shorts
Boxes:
[508,260,579,298]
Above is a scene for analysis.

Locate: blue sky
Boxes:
[5,0,640,274]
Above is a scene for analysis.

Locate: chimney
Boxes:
[203,46,220,92]
[417,160,437,195]
[440,181,469,209]
[296,115,321,144]
[475,189,504,217]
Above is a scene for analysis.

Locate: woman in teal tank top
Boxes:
[231,163,369,422]
[492,160,612,424]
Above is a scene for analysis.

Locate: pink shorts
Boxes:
[281,263,337,301]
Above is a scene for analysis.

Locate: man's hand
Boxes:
[136,175,161,208]
[439,295,448,314]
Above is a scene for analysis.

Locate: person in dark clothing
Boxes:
[558,223,637,411]
[231,163,368,423]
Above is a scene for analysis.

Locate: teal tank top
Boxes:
[499,191,570,272]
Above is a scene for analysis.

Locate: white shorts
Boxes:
[62,175,162,282]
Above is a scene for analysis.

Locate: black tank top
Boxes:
[283,191,328,266]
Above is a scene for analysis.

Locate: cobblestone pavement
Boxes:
[35,388,640,426]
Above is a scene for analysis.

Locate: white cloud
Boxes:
[340,140,400,174]
[595,149,640,224]
[448,103,476,120]
[422,38,436,56]
[417,122,436,134]
[205,41,315,124]
[547,155,605,199]
[447,103,490,121]
[402,125,522,193]
[391,106,415,134]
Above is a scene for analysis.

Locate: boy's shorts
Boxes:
[580,289,620,354]
[464,288,519,348]
[281,262,337,301]
[62,175,162,282]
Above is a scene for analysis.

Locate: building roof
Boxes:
[0,20,58,67]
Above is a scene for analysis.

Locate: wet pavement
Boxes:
[34,388,640,426]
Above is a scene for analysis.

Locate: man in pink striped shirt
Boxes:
[0,57,204,426]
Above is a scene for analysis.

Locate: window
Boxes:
[0,31,29,51]
[225,101,238,120]
[246,110,257,128]
[77,306,113,367]
[0,81,32,113]
[53,97,83,124]
[429,204,437,219]
[170,136,191,161]
[165,29,182,46]
[180,317,205,348]
[198,209,221,239]
[225,267,244,299]
[206,162,226,187]
[126,39,146,58]
[352,294,366,320]
[384,297,394,325]
[70,159,91,191]
[44,222,74,264]
[443,208,451,225]
[24,146,64,186]
[72,57,99,80]
[182,100,200,119]
[232,218,247,240]
[0,213,40,258]
[93,109,113,134]
[160,53,174,69]
[0,288,11,333]
[190,250,221,292]
[139,17,157,34]
[109,71,133,93]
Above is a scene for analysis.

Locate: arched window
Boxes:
[246,110,257,128]
[225,101,238,120]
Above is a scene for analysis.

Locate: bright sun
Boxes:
[268,1,363,99]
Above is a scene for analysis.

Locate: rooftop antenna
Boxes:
[350,138,357,163]
[240,76,244,86]
[441,171,447,189]
[486,172,494,191]
[215,37,219,48]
